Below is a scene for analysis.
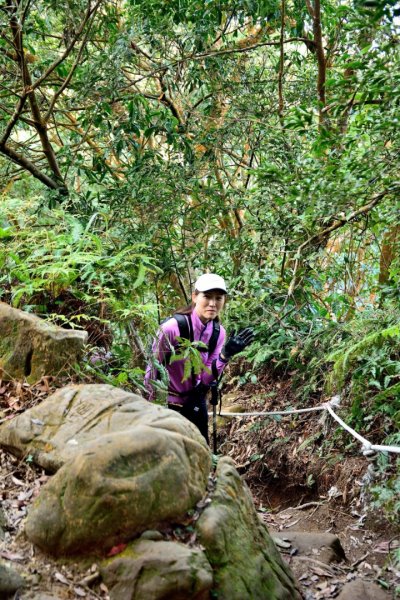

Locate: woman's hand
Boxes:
[220,327,254,360]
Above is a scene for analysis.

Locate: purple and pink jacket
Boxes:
[144,310,227,405]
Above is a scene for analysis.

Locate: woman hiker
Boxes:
[144,273,253,444]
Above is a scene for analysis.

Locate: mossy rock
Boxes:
[0,302,87,383]
[100,539,213,599]
[0,384,208,472]
[23,393,211,555]
[196,457,302,600]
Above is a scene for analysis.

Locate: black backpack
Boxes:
[171,313,220,356]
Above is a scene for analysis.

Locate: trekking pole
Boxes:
[210,382,219,454]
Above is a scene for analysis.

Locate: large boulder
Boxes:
[0,384,208,472]
[196,457,302,600]
[100,538,213,600]
[15,385,211,555]
[25,428,210,555]
[1,384,301,597]
[0,302,87,383]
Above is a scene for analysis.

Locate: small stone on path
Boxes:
[0,560,25,596]
[272,531,346,563]
[336,579,392,600]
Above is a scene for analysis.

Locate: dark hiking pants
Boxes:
[168,392,209,445]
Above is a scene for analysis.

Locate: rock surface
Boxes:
[100,538,213,600]
[0,384,208,472]
[1,384,304,596]
[336,579,392,599]
[272,531,346,563]
[196,457,302,600]
[0,302,87,383]
[25,427,210,555]
[0,560,25,597]
[18,386,211,555]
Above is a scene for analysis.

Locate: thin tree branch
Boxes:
[0,143,62,189]
[286,187,398,298]
[31,0,103,91]
[189,36,316,60]
[278,0,285,120]
[7,2,66,189]
[21,0,33,24]
[44,10,96,122]
[186,93,214,123]
[157,72,185,128]
[130,40,156,64]
[305,0,314,18]
[124,37,317,88]
[311,0,327,120]
[0,93,28,145]
[0,100,35,127]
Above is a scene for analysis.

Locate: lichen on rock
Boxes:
[196,457,302,600]
[0,302,87,383]
[100,539,213,600]
[18,385,211,555]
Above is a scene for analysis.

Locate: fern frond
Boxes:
[328,323,400,390]
[373,381,400,403]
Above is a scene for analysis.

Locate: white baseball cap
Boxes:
[194,273,227,293]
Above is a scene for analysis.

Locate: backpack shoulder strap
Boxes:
[173,313,193,342]
[156,314,191,367]
[208,320,220,355]
[173,313,196,387]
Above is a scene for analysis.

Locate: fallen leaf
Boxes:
[106,543,127,557]
[312,567,333,578]
[54,571,70,585]
[272,537,291,549]
[316,580,329,590]
[0,551,25,561]
[11,476,25,486]
[17,489,33,501]
[374,539,399,553]
[73,586,86,597]
[285,519,300,528]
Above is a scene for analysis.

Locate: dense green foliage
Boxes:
[1,0,399,521]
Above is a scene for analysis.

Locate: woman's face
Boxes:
[192,289,226,323]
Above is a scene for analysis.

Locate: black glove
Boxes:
[221,327,254,360]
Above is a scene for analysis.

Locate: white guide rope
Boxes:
[212,396,400,456]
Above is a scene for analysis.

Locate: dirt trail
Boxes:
[216,374,400,599]
[1,377,399,599]
[261,500,398,599]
